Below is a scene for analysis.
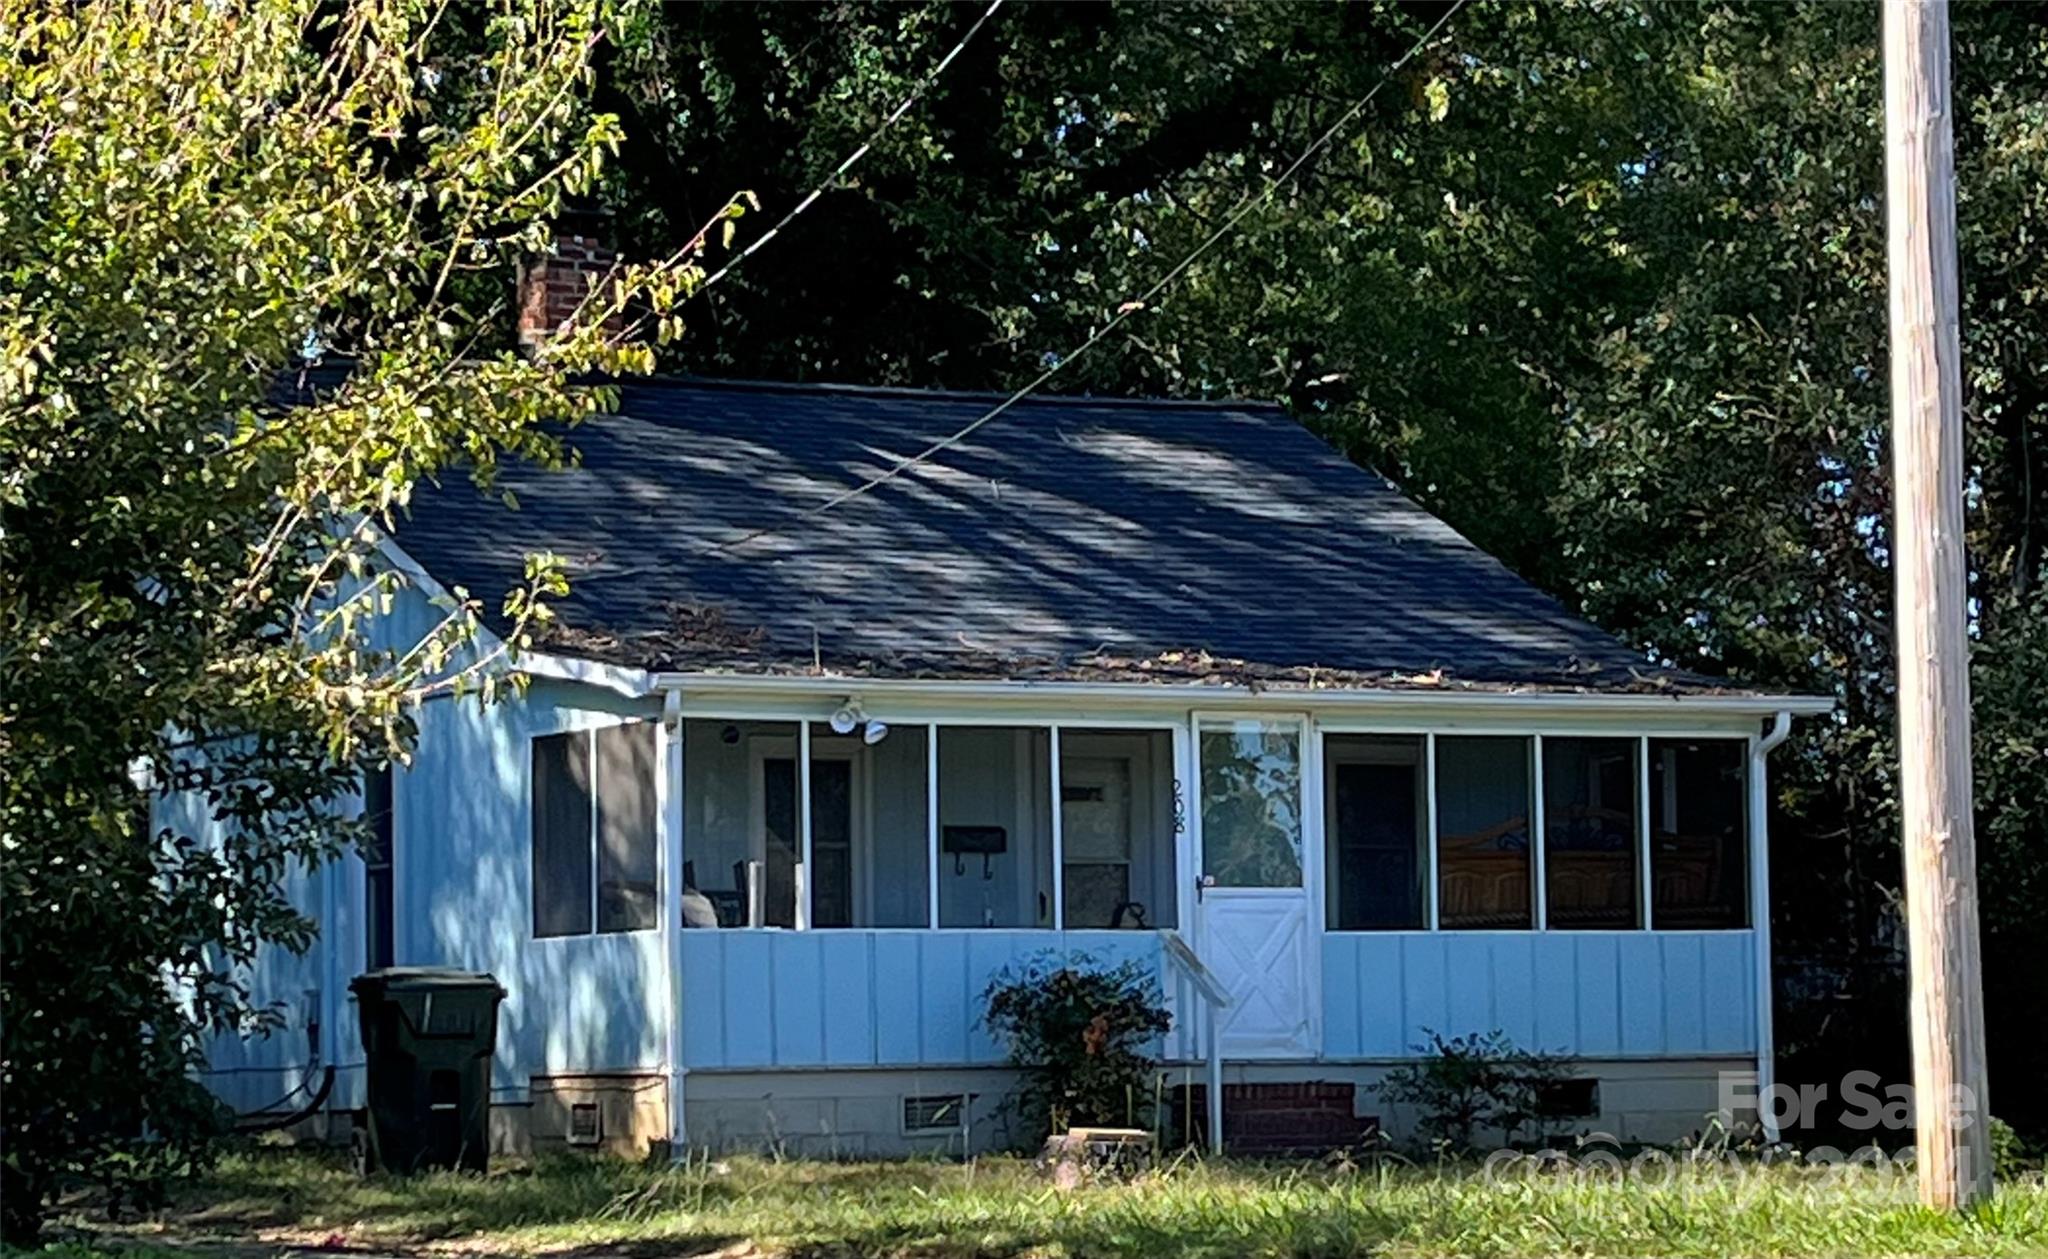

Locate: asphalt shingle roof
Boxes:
[393,378,1728,692]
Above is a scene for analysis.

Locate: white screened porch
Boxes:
[640,683,1799,1063]
[499,669,1817,1148]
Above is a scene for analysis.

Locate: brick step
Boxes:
[1167,1081,1381,1157]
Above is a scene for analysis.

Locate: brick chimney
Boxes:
[516,226,622,356]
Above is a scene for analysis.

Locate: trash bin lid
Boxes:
[350,967,505,998]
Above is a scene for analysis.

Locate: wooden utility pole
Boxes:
[1884,0,1992,1210]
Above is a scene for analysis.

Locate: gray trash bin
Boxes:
[350,967,504,1174]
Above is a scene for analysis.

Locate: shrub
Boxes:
[983,953,1172,1141]
[1990,1116,2037,1179]
[1375,1030,1579,1153]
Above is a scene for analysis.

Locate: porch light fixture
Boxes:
[829,700,865,736]
[862,719,889,746]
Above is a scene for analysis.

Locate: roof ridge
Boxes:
[620,374,1286,412]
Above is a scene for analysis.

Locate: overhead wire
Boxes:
[694,0,1008,297]
[700,0,1470,557]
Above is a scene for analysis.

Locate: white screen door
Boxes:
[1195,718,1317,1058]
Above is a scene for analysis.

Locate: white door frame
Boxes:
[1189,711,1322,1060]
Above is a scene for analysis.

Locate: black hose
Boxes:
[234,1065,336,1133]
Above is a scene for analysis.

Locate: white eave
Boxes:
[640,666,1834,728]
[663,671,1835,708]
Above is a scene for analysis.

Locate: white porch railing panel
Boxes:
[1320,931,1758,1060]
[679,929,1165,1071]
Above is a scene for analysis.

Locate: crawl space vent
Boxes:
[901,1094,967,1133]
[567,1101,602,1146]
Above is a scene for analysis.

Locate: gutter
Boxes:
[647,669,1836,718]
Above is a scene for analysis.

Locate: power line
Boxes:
[704,0,1468,556]
[695,0,1007,296]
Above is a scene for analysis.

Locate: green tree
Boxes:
[0,0,715,1238]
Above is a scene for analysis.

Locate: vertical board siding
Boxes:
[771,932,828,1066]
[871,933,924,1064]
[918,933,972,1063]
[1701,933,1757,1050]
[1576,934,1624,1056]
[680,930,1165,1070]
[1321,932,1757,1060]
[821,936,875,1064]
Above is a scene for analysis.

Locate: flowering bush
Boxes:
[983,953,1172,1140]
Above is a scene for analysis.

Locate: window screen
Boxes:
[1543,737,1641,929]
[1435,737,1534,930]
[1326,735,1427,930]
[362,763,395,968]
[596,723,658,933]
[1649,739,1748,929]
[938,727,1054,928]
[1058,730,1176,930]
[533,732,594,938]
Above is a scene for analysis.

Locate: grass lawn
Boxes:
[35,1146,2048,1259]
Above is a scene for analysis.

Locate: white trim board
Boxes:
[662,672,1830,723]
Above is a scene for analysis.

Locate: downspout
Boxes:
[318,846,340,1137]
[1751,710,1793,1142]
[660,687,688,1156]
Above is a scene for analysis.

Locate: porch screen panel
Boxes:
[595,722,658,933]
[1542,737,1642,929]
[531,731,593,938]
[938,727,1053,928]
[862,724,930,927]
[680,719,800,928]
[1435,736,1533,930]
[1325,735,1426,930]
[1648,739,1747,929]
[1058,729,1176,929]
[789,723,931,928]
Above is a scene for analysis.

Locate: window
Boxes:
[1058,729,1176,930]
[758,754,800,928]
[939,727,1053,928]
[799,755,855,927]
[1435,737,1534,930]
[1649,739,1748,929]
[1199,722,1304,888]
[1543,737,1641,930]
[532,732,592,937]
[1325,735,1427,930]
[595,724,658,932]
[531,722,658,938]
[362,763,395,969]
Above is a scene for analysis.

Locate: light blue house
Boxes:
[183,375,1829,1157]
